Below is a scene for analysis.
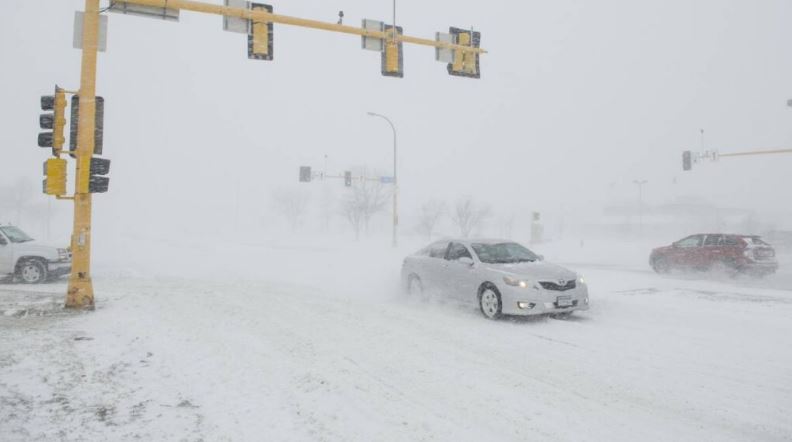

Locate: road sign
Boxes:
[109,1,180,21]
[223,0,249,33]
[362,19,384,51]
[380,176,395,184]
[73,12,108,52]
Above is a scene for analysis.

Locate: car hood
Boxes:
[487,261,578,281]
[14,240,63,256]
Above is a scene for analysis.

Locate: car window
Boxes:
[743,237,769,246]
[722,236,739,246]
[0,226,34,244]
[704,235,722,246]
[446,243,472,261]
[428,241,449,259]
[676,236,702,248]
[471,242,539,264]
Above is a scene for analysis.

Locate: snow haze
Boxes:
[1,1,792,441]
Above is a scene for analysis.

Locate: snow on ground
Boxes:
[1,236,791,441]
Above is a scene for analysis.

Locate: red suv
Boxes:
[650,234,778,276]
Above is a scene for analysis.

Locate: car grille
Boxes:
[539,280,576,291]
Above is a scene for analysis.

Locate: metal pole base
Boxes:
[66,276,95,310]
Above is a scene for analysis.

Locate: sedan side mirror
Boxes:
[0,237,6,246]
[459,257,474,266]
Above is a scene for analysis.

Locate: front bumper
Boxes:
[500,283,590,316]
[47,261,72,278]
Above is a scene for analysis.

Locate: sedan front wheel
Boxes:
[479,286,503,320]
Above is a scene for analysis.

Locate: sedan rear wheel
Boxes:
[408,276,424,297]
[479,286,502,320]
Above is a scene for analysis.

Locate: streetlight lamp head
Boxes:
[367,112,377,117]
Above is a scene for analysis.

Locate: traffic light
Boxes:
[299,166,312,183]
[381,25,403,78]
[89,157,111,193]
[248,3,274,61]
[70,96,105,156]
[344,171,352,187]
[38,86,67,153]
[682,151,692,171]
[42,158,67,196]
[447,27,481,78]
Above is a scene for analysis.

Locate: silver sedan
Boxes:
[401,239,589,319]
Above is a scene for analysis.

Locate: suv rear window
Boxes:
[743,237,769,246]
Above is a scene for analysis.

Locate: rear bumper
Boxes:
[741,261,778,274]
[500,284,590,316]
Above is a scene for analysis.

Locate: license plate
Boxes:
[556,296,573,307]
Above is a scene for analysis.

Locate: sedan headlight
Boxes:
[503,276,528,288]
[504,276,540,289]
[57,248,70,262]
[579,276,586,285]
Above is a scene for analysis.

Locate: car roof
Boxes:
[435,238,516,246]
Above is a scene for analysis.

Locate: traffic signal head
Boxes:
[344,171,352,187]
[682,151,692,171]
[248,3,274,61]
[299,166,312,183]
[447,27,481,78]
[70,96,105,156]
[381,25,404,78]
[89,157,111,193]
[38,87,67,151]
[42,158,67,196]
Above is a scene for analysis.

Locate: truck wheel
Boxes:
[17,260,48,284]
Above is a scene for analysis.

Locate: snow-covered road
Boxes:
[1,240,791,441]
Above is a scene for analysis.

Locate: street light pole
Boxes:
[367,112,398,248]
[633,180,647,235]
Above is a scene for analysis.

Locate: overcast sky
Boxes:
[2,0,792,239]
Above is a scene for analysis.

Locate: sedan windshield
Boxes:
[0,226,34,243]
[471,242,539,264]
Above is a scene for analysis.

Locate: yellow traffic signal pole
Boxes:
[66,0,101,309]
[719,148,792,158]
[59,0,486,309]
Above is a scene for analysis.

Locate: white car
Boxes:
[0,224,71,284]
[401,239,589,319]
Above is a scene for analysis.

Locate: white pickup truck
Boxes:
[0,224,71,284]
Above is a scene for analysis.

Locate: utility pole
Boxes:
[367,112,398,248]
[633,180,647,235]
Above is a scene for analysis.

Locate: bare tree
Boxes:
[340,180,390,240]
[416,200,446,241]
[0,178,35,225]
[452,196,491,238]
[271,188,311,231]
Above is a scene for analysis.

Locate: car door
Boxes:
[0,232,12,274]
[421,241,450,291]
[441,242,478,302]
[668,235,704,268]
[701,234,724,268]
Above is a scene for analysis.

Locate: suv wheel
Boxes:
[17,260,48,284]
[652,257,671,274]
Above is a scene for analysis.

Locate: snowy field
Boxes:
[1,237,791,441]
